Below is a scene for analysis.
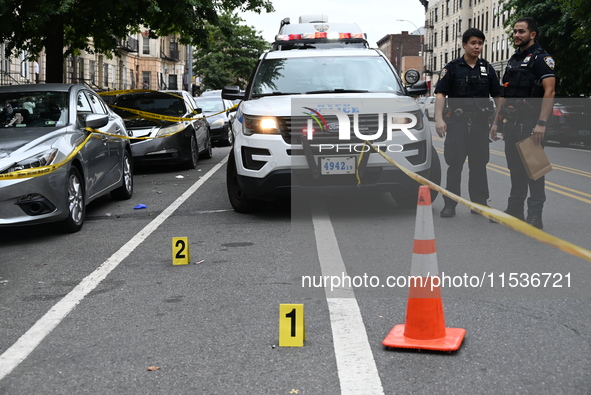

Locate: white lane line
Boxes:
[0,158,228,381]
[311,204,384,395]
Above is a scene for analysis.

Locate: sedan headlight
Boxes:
[211,118,225,128]
[1,148,58,174]
[243,115,279,136]
[155,123,187,137]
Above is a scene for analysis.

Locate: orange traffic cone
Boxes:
[382,185,465,351]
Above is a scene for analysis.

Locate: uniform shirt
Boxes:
[502,42,555,98]
[435,56,501,98]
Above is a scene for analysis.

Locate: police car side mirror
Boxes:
[407,81,428,97]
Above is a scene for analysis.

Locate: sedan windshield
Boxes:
[194,98,225,113]
[252,56,403,96]
[0,91,68,128]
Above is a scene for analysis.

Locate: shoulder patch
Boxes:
[544,56,555,70]
[440,68,448,78]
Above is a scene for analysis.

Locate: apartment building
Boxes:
[0,29,189,92]
[424,0,512,92]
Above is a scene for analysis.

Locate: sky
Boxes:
[237,0,427,47]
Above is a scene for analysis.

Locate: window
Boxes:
[103,64,109,86]
[434,32,438,47]
[89,60,95,85]
[445,26,449,42]
[142,71,151,88]
[87,92,108,114]
[142,36,150,55]
[77,92,93,113]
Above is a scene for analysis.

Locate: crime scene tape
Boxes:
[357,140,591,263]
[0,134,93,180]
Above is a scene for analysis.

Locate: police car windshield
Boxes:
[251,56,402,97]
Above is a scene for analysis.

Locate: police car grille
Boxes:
[279,115,390,144]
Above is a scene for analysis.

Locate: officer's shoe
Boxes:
[440,205,456,218]
[525,214,543,229]
[490,208,524,223]
[504,208,525,221]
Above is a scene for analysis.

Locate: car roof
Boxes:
[0,83,79,93]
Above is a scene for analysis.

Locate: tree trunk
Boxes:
[45,18,64,83]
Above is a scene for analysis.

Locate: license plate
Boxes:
[320,156,356,175]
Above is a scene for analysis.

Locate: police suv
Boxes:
[222,15,440,212]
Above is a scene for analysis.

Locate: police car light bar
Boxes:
[274,32,365,42]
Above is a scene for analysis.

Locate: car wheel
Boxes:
[61,167,85,233]
[224,128,234,146]
[111,150,134,200]
[200,130,213,159]
[185,134,199,169]
[391,145,441,208]
[227,151,259,213]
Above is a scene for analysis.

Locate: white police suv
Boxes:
[222,16,440,212]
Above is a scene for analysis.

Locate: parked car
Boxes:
[111,90,212,169]
[200,90,222,97]
[194,96,235,146]
[0,84,133,232]
[418,96,436,121]
[546,97,591,146]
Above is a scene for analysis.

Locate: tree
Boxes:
[193,12,269,91]
[501,0,591,96]
[0,0,273,83]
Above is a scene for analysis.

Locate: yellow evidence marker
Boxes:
[172,237,190,265]
[279,304,305,347]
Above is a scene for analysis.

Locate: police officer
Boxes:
[434,28,501,218]
[490,17,555,229]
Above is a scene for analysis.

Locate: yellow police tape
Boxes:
[358,141,591,263]
[0,134,93,180]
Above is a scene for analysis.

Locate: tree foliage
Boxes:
[193,12,269,91]
[501,0,591,96]
[0,0,273,83]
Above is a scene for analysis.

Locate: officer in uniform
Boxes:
[434,28,500,218]
[490,17,555,229]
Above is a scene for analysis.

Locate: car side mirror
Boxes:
[85,114,109,129]
[222,85,244,102]
[406,81,428,97]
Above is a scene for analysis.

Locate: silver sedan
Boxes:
[0,84,133,232]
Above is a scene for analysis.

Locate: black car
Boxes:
[546,97,591,146]
[112,90,212,169]
[194,96,235,146]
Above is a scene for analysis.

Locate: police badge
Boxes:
[544,56,555,70]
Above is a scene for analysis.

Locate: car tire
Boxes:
[185,133,199,169]
[111,150,134,200]
[61,167,85,233]
[391,145,441,208]
[227,151,259,213]
[224,128,234,146]
[200,130,213,159]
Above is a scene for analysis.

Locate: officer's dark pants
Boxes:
[442,116,490,207]
[503,122,546,216]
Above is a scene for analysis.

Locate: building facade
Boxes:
[377,31,422,77]
[0,29,190,92]
[424,0,512,93]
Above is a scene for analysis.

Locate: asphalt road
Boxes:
[1,133,590,394]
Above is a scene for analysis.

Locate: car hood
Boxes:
[0,127,64,158]
[241,93,418,117]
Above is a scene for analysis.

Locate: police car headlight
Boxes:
[391,110,423,131]
[243,115,279,136]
